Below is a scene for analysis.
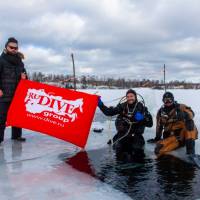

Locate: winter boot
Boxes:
[186,139,195,155]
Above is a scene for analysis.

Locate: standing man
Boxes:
[0,37,27,144]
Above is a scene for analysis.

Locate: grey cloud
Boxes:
[0,0,200,81]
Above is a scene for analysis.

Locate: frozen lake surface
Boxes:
[1,88,200,200]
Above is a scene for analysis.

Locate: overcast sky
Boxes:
[0,0,200,81]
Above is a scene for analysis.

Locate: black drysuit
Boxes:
[99,101,153,159]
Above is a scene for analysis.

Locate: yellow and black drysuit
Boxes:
[155,102,198,156]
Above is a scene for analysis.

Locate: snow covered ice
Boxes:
[1,88,200,200]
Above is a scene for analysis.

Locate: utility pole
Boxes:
[164,64,166,92]
[71,53,76,90]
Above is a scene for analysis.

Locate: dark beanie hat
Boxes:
[126,89,137,96]
[5,37,18,47]
[162,91,174,102]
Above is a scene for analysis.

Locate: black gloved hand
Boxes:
[147,137,160,143]
[98,97,103,107]
[147,138,156,143]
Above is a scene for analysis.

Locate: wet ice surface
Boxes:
[0,129,132,200]
[1,89,200,200]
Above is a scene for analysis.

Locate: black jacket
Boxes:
[0,51,26,102]
[99,101,153,134]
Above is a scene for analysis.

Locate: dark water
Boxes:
[59,111,200,200]
[60,147,200,200]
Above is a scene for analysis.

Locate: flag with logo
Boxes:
[7,80,98,148]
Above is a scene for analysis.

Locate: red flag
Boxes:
[7,80,98,148]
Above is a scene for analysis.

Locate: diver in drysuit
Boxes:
[98,89,153,161]
[148,92,198,156]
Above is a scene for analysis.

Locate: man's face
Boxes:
[163,98,173,107]
[126,93,136,104]
[6,42,18,55]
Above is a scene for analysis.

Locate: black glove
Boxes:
[98,97,103,108]
[147,137,160,143]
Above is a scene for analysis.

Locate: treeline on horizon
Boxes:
[28,71,200,89]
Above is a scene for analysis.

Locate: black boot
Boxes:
[186,139,195,155]
[11,127,26,142]
[13,137,26,142]
[0,125,5,144]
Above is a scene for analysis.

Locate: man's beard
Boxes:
[127,100,135,104]
[7,50,17,55]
